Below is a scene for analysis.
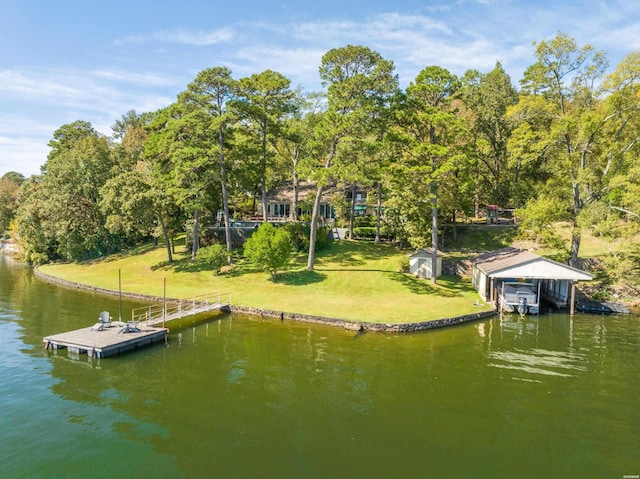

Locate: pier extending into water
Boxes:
[43,292,231,358]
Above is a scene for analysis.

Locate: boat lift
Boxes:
[498,281,541,318]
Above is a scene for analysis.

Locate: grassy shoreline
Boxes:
[39,240,486,324]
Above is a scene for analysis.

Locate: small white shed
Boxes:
[408,248,443,279]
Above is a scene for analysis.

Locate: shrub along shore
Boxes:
[36,240,493,330]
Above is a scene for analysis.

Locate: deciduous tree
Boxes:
[0,172,23,233]
[243,222,292,280]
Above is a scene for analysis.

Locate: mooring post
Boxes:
[118,269,122,323]
[570,281,576,315]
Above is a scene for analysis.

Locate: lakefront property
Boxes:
[2,6,640,476]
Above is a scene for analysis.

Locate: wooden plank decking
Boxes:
[44,323,168,358]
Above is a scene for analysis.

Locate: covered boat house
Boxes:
[472,247,594,314]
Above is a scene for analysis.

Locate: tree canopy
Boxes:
[8,35,640,285]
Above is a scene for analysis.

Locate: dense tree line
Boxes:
[5,34,640,282]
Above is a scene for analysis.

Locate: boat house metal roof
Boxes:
[473,247,593,281]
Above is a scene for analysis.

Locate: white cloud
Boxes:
[284,12,529,84]
[90,69,179,87]
[0,135,49,177]
[0,70,81,103]
[115,28,234,46]
[0,68,176,118]
[229,46,325,89]
[0,67,178,177]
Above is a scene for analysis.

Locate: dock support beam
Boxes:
[570,281,576,315]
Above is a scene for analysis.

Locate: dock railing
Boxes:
[131,292,232,326]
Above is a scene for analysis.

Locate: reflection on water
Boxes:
[486,316,588,379]
[488,349,587,378]
[1,256,640,479]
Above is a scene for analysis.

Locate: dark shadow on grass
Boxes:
[174,259,215,273]
[151,256,214,274]
[388,272,476,297]
[273,270,327,286]
[317,268,393,273]
[315,239,401,268]
[446,224,518,252]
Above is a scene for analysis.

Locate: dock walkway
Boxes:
[131,292,232,326]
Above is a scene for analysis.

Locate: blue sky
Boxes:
[1,0,639,177]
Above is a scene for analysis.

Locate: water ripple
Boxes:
[488,348,587,378]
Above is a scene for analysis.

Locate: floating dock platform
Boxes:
[44,323,168,358]
[43,292,231,359]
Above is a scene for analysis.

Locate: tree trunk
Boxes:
[219,129,233,265]
[306,184,324,270]
[158,211,173,264]
[292,157,299,221]
[429,133,438,284]
[569,179,581,267]
[251,192,257,219]
[570,227,581,268]
[260,125,268,222]
[348,183,357,240]
[452,210,457,243]
[261,121,268,222]
[431,200,438,285]
[191,209,200,261]
[375,181,382,244]
[514,154,521,183]
[307,137,339,271]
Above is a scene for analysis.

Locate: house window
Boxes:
[320,204,335,219]
[347,191,366,202]
[273,203,290,217]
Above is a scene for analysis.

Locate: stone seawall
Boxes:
[34,266,496,333]
[230,305,496,333]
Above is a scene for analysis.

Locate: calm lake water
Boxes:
[1,255,639,478]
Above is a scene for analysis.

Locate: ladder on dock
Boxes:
[131,292,232,326]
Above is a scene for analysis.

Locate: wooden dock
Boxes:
[43,292,231,359]
[44,323,168,358]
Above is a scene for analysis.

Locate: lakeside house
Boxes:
[256,181,376,223]
[256,181,336,223]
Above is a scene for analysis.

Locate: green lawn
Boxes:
[40,240,484,324]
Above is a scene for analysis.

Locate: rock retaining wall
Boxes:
[230,305,496,333]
